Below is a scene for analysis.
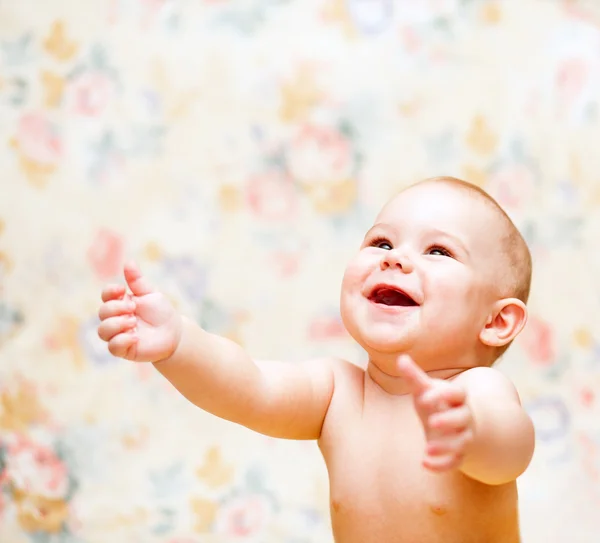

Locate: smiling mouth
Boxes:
[369,287,418,307]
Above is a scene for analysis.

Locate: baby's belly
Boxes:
[322,421,520,543]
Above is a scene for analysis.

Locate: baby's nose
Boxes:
[380,250,414,273]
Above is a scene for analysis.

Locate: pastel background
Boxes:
[1,0,599,541]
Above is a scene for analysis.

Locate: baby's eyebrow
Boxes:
[362,223,389,241]
[426,228,470,256]
[364,223,388,235]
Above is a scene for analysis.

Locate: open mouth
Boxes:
[369,286,418,307]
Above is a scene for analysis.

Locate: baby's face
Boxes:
[340,182,504,366]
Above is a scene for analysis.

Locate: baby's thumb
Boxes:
[397,354,432,396]
[124,261,154,297]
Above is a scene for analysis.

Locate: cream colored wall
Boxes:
[1,1,599,541]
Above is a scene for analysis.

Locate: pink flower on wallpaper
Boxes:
[139,0,170,28]
[87,229,124,280]
[308,313,349,341]
[247,171,297,221]
[269,251,301,278]
[556,58,589,105]
[3,435,69,500]
[215,494,271,538]
[580,387,595,408]
[519,316,556,366]
[579,433,600,482]
[486,163,536,212]
[67,71,115,117]
[14,112,63,166]
[399,26,422,53]
[287,124,353,184]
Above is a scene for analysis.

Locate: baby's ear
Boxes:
[479,299,528,347]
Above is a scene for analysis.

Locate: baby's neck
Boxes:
[366,359,469,396]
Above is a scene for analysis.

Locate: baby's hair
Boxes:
[413,176,533,360]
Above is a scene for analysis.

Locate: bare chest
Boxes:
[318,392,519,543]
[323,401,455,514]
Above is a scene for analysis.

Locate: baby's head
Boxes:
[340,176,532,371]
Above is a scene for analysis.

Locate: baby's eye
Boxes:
[370,237,393,251]
[427,246,452,257]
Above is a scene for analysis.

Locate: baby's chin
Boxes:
[356,329,418,357]
[356,326,458,367]
[342,313,424,356]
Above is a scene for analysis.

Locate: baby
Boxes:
[97,176,535,543]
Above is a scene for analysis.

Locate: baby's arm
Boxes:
[98,262,336,441]
[454,367,535,485]
[154,319,336,440]
[397,356,534,485]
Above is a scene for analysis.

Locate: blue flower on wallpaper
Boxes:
[3,77,28,107]
[0,302,24,345]
[425,129,457,169]
[525,396,572,464]
[67,43,120,89]
[1,33,33,67]
[522,215,585,253]
[198,299,234,335]
[526,396,571,442]
[150,462,190,502]
[347,0,394,35]
[0,33,32,107]
[85,123,166,182]
[140,88,163,117]
[56,423,114,476]
[128,123,167,156]
[161,256,207,303]
[79,316,119,366]
[85,130,125,183]
[146,462,190,535]
[212,0,293,34]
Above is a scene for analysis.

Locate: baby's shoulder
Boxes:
[453,366,521,400]
[330,356,365,379]
[320,356,365,400]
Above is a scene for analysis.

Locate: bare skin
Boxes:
[97,181,535,542]
[320,359,524,543]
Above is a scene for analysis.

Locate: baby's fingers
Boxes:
[439,385,466,407]
[423,452,464,473]
[98,315,137,342]
[98,299,136,321]
[426,430,473,458]
[419,385,465,412]
[107,333,138,359]
[101,284,126,303]
[429,406,472,433]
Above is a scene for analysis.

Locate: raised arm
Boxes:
[97,262,335,441]
[154,317,336,439]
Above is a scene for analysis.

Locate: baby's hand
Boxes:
[97,261,182,363]
[397,355,474,473]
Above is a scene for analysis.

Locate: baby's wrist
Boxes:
[154,314,186,366]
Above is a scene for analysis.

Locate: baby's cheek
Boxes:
[341,262,366,292]
[432,273,474,302]
[340,263,367,320]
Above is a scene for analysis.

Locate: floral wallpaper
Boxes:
[1,0,600,542]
